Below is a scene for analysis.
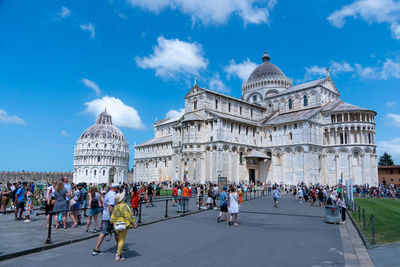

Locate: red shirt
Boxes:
[173,187,178,196]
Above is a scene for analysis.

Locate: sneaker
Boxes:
[92,249,103,256]
[93,229,98,233]
[234,223,239,226]
[24,219,30,223]
[115,255,125,262]
[217,217,220,223]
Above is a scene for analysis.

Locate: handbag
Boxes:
[114,221,126,231]
[70,198,76,207]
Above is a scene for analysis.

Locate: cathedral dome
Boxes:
[247,51,287,82]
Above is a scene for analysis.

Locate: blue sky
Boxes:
[1,0,400,171]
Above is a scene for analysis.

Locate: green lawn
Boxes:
[350,198,400,244]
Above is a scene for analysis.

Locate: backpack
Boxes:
[91,193,100,209]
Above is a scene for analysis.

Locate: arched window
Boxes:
[85,170,88,175]
[104,144,107,148]
[250,109,253,118]
[288,99,293,110]
[228,103,231,112]
[96,143,98,148]
[103,170,105,176]
[215,99,218,109]
[97,156,101,162]
[193,101,197,110]
[303,95,308,107]
[253,95,257,102]
[94,170,97,176]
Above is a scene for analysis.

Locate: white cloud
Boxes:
[61,130,71,137]
[387,101,396,107]
[135,36,208,79]
[0,109,25,125]
[84,96,144,129]
[58,6,71,18]
[209,73,229,93]
[81,78,101,96]
[304,61,354,81]
[80,22,95,39]
[166,108,184,119]
[386,113,400,127]
[377,138,400,163]
[328,0,400,40]
[355,58,400,79]
[224,58,257,81]
[127,0,274,25]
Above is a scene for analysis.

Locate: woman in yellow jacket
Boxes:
[111,192,137,262]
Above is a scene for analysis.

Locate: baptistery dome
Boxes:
[73,110,130,184]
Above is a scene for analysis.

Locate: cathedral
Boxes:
[133,52,378,186]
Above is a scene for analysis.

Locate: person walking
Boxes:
[146,183,154,208]
[110,192,137,262]
[86,187,101,232]
[336,193,346,224]
[23,184,38,222]
[130,186,139,217]
[14,182,27,220]
[53,181,70,229]
[217,186,228,223]
[92,183,120,256]
[228,186,239,226]
[273,187,280,208]
[1,183,11,215]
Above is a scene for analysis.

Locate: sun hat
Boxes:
[110,183,120,189]
[115,192,125,203]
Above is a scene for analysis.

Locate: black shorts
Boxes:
[220,204,228,212]
[16,201,25,209]
[45,203,54,215]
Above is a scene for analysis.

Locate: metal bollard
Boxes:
[45,213,53,244]
[363,208,365,231]
[138,201,142,223]
[182,197,186,215]
[246,192,248,201]
[165,199,169,218]
[371,215,376,245]
[198,196,201,211]
[358,205,361,222]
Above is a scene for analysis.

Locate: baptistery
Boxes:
[73,110,129,184]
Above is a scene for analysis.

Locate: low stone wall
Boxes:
[0,171,73,184]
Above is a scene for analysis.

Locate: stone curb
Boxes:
[0,195,268,261]
[347,210,372,249]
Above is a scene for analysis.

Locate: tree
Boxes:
[378,152,395,166]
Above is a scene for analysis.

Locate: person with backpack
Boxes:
[53,181,71,229]
[217,186,228,223]
[273,187,280,208]
[14,182,27,220]
[10,182,18,210]
[86,186,101,232]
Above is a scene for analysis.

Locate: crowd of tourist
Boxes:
[1,177,399,260]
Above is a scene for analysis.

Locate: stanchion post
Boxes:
[138,201,142,223]
[358,205,361,222]
[363,208,365,231]
[165,199,168,218]
[371,215,375,245]
[45,213,53,244]
[246,192,248,201]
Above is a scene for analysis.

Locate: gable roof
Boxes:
[271,77,338,98]
[262,107,321,125]
[135,135,173,147]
